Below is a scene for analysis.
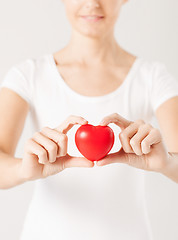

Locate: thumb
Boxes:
[60,154,95,169]
[96,147,129,166]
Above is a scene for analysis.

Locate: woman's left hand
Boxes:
[97,113,169,172]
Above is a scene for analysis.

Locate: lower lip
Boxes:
[81,16,104,23]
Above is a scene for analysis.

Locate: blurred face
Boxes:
[62,0,127,38]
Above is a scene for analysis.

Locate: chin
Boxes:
[76,26,105,39]
[81,31,102,39]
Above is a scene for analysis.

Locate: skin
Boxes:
[54,0,136,98]
[59,0,130,66]
[97,113,170,173]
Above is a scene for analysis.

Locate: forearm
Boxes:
[159,152,178,184]
[0,151,26,189]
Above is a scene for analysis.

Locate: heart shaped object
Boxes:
[75,124,115,161]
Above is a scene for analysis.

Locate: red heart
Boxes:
[75,124,115,161]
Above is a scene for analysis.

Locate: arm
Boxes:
[0,87,29,189]
[155,96,178,183]
[0,151,26,189]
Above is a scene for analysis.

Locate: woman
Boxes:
[0,0,178,239]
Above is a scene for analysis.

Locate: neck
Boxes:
[62,30,124,67]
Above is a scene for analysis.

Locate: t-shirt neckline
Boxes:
[48,53,142,102]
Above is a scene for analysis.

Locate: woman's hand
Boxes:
[20,115,94,181]
[97,113,169,172]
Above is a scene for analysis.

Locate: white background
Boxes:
[0,0,178,239]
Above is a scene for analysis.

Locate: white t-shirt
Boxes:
[1,53,178,240]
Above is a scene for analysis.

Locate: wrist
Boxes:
[159,152,178,183]
[16,159,29,184]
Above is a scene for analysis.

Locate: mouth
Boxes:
[80,15,104,23]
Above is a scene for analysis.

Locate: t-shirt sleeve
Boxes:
[0,65,33,110]
[150,62,178,114]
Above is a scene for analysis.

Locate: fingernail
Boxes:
[82,119,88,123]
[97,160,103,166]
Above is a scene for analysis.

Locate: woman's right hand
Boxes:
[20,115,94,181]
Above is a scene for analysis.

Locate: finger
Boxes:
[57,154,94,169]
[26,138,48,164]
[119,123,138,154]
[100,113,133,131]
[119,120,146,154]
[129,124,152,155]
[55,115,88,134]
[41,126,67,158]
[32,132,58,163]
[141,128,162,153]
